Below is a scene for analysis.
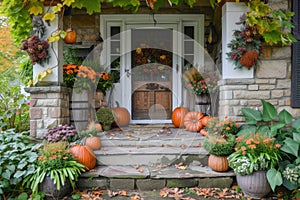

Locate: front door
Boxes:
[124,25,179,124]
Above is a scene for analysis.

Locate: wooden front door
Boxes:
[130,28,174,120]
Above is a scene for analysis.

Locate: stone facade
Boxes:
[219,46,300,121]
[25,86,71,137]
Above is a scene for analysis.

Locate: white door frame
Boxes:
[100,14,204,124]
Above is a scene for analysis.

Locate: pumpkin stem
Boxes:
[115,101,120,108]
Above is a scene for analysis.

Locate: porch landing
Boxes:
[78,125,235,191]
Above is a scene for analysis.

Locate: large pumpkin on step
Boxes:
[64,29,77,44]
[183,111,204,132]
[172,107,189,128]
[112,107,130,127]
[69,144,96,170]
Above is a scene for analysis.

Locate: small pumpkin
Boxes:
[112,104,130,127]
[69,144,96,170]
[208,154,229,172]
[183,111,204,132]
[64,28,77,44]
[200,129,208,136]
[85,136,101,150]
[201,116,212,127]
[172,107,189,128]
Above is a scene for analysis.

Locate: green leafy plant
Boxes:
[238,99,300,194]
[0,77,30,132]
[203,133,236,156]
[245,0,296,46]
[96,107,115,131]
[23,141,86,195]
[0,130,39,198]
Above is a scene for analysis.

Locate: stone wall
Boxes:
[219,45,300,121]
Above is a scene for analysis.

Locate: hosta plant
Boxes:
[0,130,39,198]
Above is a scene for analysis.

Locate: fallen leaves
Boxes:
[175,162,187,170]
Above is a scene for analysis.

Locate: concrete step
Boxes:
[94,146,209,165]
[98,127,204,148]
[78,165,235,191]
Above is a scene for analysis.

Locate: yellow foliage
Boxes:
[28,2,44,15]
[43,13,56,21]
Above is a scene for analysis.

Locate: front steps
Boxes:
[78,125,235,191]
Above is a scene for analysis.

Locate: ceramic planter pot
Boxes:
[236,170,271,199]
[39,175,72,199]
[208,154,229,172]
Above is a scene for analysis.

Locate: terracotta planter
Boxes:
[208,154,229,172]
[236,170,271,199]
[39,175,72,199]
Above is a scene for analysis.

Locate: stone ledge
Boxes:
[25,86,71,94]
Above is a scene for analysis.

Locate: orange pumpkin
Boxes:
[200,129,208,136]
[69,144,96,170]
[183,111,204,132]
[112,107,130,127]
[85,136,101,150]
[94,123,102,131]
[208,154,229,172]
[172,107,189,128]
[64,29,77,44]
[201,116,212,127]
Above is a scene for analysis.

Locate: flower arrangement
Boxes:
[63,64,114,94]
[227,24,263,70]
[228,133,282,175]
[44,124,79,143]
[24,142,86,194]
[20,35,50,65]
[183,67,218,95]
[205,116,240,136]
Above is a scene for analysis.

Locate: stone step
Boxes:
[94,146,209,166]
[98,127,204,148]
[78,165,235,191]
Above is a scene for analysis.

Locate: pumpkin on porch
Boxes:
[64,28,77,44]
[171,107,189,128]
[69,144,96,170]
[84,136,101,150]
[208,154,229,172]
[183,111,204,132]
[112,106,130,127]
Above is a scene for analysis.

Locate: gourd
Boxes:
[183,111,204,132]
[200,129,208,136]
[208,154,229,172]
[201,116,212,127]
[171,107,189,128]
[85,136,101,150]
[64,28,77,44]
[69,144,96,170]
[112,102,130,127]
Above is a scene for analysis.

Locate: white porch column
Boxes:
[33,10,64,84]
[222,2,252,79]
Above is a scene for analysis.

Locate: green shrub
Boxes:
[0,77,30,132]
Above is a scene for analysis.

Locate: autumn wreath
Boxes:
[227,24,263,70]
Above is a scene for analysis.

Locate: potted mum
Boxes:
[228,132,282,199]
[24,142,86,198]
[203,117,238,172]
